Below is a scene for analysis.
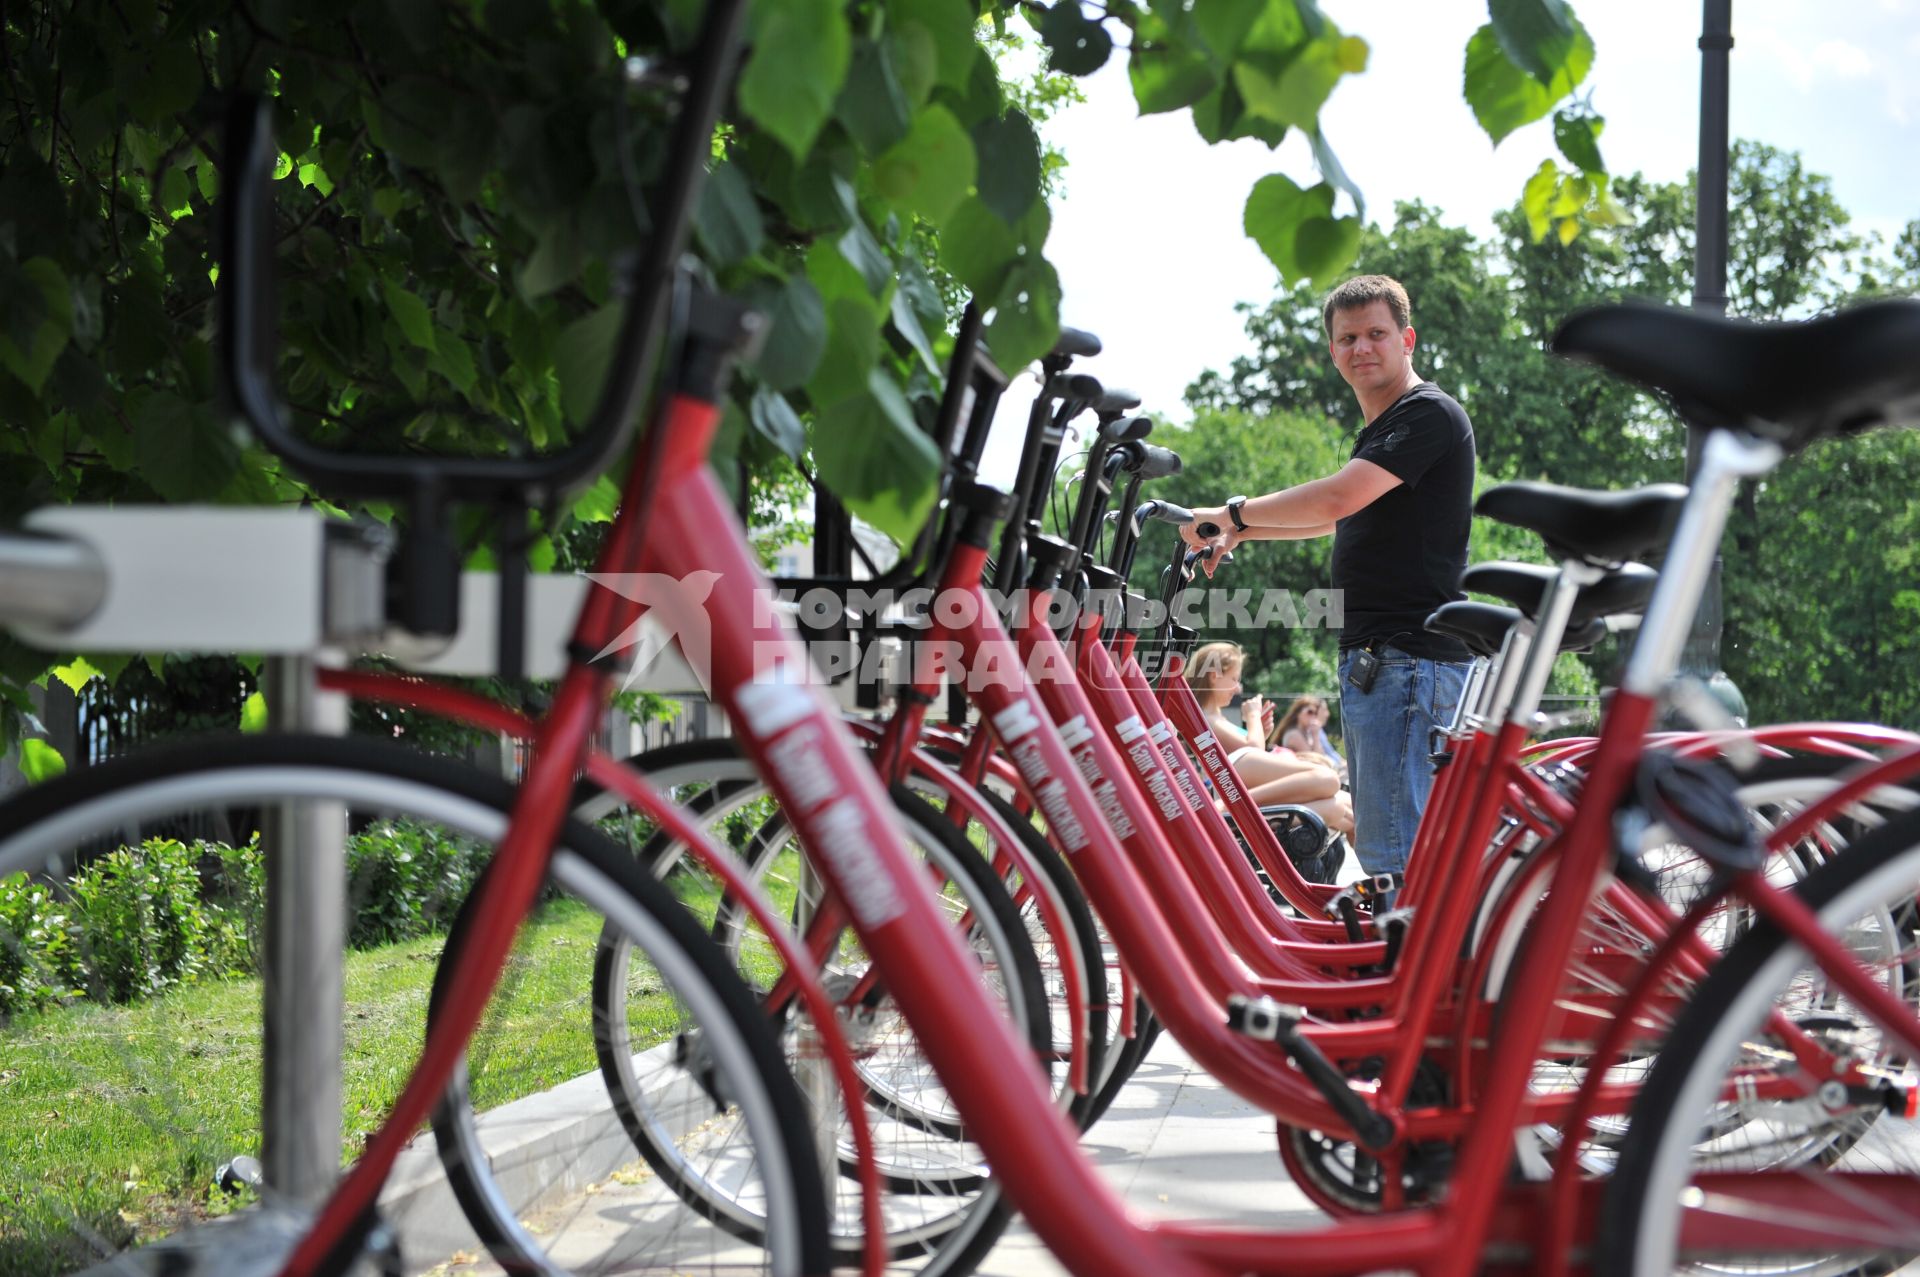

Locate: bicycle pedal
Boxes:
[1226,996,1395,1151]
[1373,908,1414,973]
[1225,993,1304,1041]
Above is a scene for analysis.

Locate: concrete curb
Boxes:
[377,1054,657,1271]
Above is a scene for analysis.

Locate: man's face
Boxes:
[1328,299,1415,397]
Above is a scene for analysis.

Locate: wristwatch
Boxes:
[1226,495,1249,532]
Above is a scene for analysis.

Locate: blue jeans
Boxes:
[1337,647,1471,880]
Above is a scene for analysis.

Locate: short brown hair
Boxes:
[1322,274,1411,336]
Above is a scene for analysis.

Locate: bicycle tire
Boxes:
[572,739,1052,1277]
[0,734,831,1277]
[1596,801,1920,1277]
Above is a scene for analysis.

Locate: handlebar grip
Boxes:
[1134,444,1181,479]
[1195,521,1221,539]
[1051,326,1102,359]
[1098,412,1153,444]
[1136,500,1195,526]
[1045,371,1103,403]
[1094,387,1141,415]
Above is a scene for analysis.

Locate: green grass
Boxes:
[0,895,671,1277]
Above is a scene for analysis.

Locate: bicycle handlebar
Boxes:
[1134,500,1194,530]
[1128,443,1181,480]
[219,0,748,506]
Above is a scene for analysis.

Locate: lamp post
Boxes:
[1682,0,1749,721]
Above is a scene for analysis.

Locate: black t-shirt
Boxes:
[1331,382,1475,660]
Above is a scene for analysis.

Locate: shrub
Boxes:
[0,820,485,1018]
[344,821,488,948]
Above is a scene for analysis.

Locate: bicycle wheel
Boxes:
[573,740,1053,1276]
[0,734,830,1277]
[1597,801,1920,1277]
[1483,756,1918,1184]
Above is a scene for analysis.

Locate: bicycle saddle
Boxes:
[1462,561,1658,627]
[1553,299,1920,448]
[1094,387,1142,416]
[1424,601,1606,659]
[1052,325,1102,359]
[1474,482,1686,566]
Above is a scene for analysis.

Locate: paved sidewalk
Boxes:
[974,1034,1330,1277]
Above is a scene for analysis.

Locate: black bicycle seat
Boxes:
[1425,601,1612,659]
[1094,387,1142,416]
[1463,561,1657,626]
[1553,299,1920,449]
[1052,326,1102,360]
[1099,412,1153,443]
[1474,482,1687,566]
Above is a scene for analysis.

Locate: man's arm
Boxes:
[1181,459,1402,551]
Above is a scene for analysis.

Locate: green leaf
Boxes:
[516,220,584,301]
[745,273,828,391]
[19,738,66,784]
[890,286,941,375]
[554,303,622,427]
[972,110,1042,225]
[1522,159,1557,241]
[839,219,895,298]
[897,254,947,337]
[372,188,406,221]
[1589,183,1635,228]
[1295,214,1361,288]
[806,295,883,408]
[806,235,871,305]
[49,656,102,694]
[888,0,977,90]
[939,196,1020,296]
[430,332,477,395]
[1308,126,1363,221]
[1128,8,1223,114]
[382,280,437,352]
[740,0,851,159]
[129,43,203,126]
[159,165,191,217]
[239,690,268,733]
[1235,32,1346,130]
[1242,173,1334,282]
[0,258,73,393]
[1488,0,1578,86]
[1039,1,1113,75]
[811,370,942,544]
[1193,0,1268,59]
[1463,19,1593,146]
[749,385,808,458]
[984,258,1061,372]
[1192,74,1289,147]
[130,389,238,501]
[694,161,765,268]
[572,474,621,524]
[887,23,939,108]
[873,105,976,227]
[1552,108,1606,174]
[836,38,914,155]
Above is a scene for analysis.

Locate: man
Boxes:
[1182,274,1474,882]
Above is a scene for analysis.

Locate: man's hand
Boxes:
[1179,507,1228,551]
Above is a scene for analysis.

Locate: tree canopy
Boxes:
[0,0,1608,750]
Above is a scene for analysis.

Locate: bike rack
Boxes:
[0,504,733,1210]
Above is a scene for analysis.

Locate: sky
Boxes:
[975,0,1920,485]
